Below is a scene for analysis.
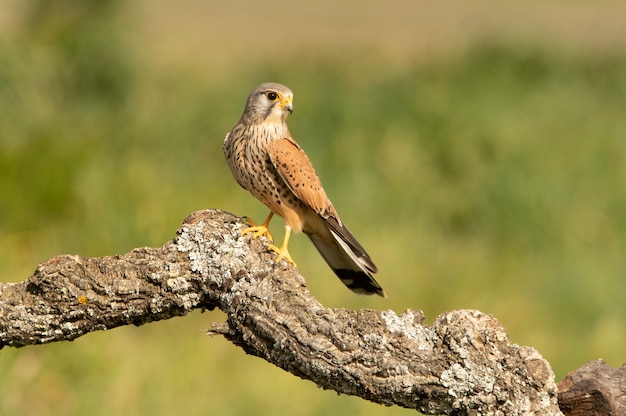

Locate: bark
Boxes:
[0,209,621,415]
[557,359,626,416]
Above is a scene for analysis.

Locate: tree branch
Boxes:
[557,359,626,416]
[0,209,621,415]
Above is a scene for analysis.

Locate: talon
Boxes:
[241,225,273,240]
[268,225,297,267]
[269,243,297,267]
[241,212,274,241]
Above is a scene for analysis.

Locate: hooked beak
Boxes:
[280,97,293,114]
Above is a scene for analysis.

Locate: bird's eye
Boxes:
[266,92,278,101]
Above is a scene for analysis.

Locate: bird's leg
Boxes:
[269,225,297,267]
[241,212,275,241]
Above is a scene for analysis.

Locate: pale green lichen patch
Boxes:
[176,220,247,283]
[381,309,431,350]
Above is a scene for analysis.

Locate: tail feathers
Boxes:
[308,229,385,297]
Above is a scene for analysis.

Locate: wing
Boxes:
[267,137,337,218]
[267,137,379,277]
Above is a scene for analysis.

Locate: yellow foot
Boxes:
[268,244,297,267]
[241,224,273,240]
[241,213,274,241]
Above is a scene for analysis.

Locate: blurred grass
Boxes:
[1,1,626,415]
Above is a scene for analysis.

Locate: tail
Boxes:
[307,219,385,297]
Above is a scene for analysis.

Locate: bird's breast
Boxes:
[224,122,304,229]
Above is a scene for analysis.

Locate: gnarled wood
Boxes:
[1,209,619,415]
[557,359,626,416]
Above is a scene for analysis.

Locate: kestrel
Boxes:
[223,82,385,297]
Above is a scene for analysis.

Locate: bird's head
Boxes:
[243,83,294,124]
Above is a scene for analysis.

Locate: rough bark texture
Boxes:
[0,209,621,415]
[557,359,626,416]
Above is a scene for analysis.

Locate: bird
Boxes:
[223,82,385,297]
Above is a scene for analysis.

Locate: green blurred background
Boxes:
[1,0,625,414]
